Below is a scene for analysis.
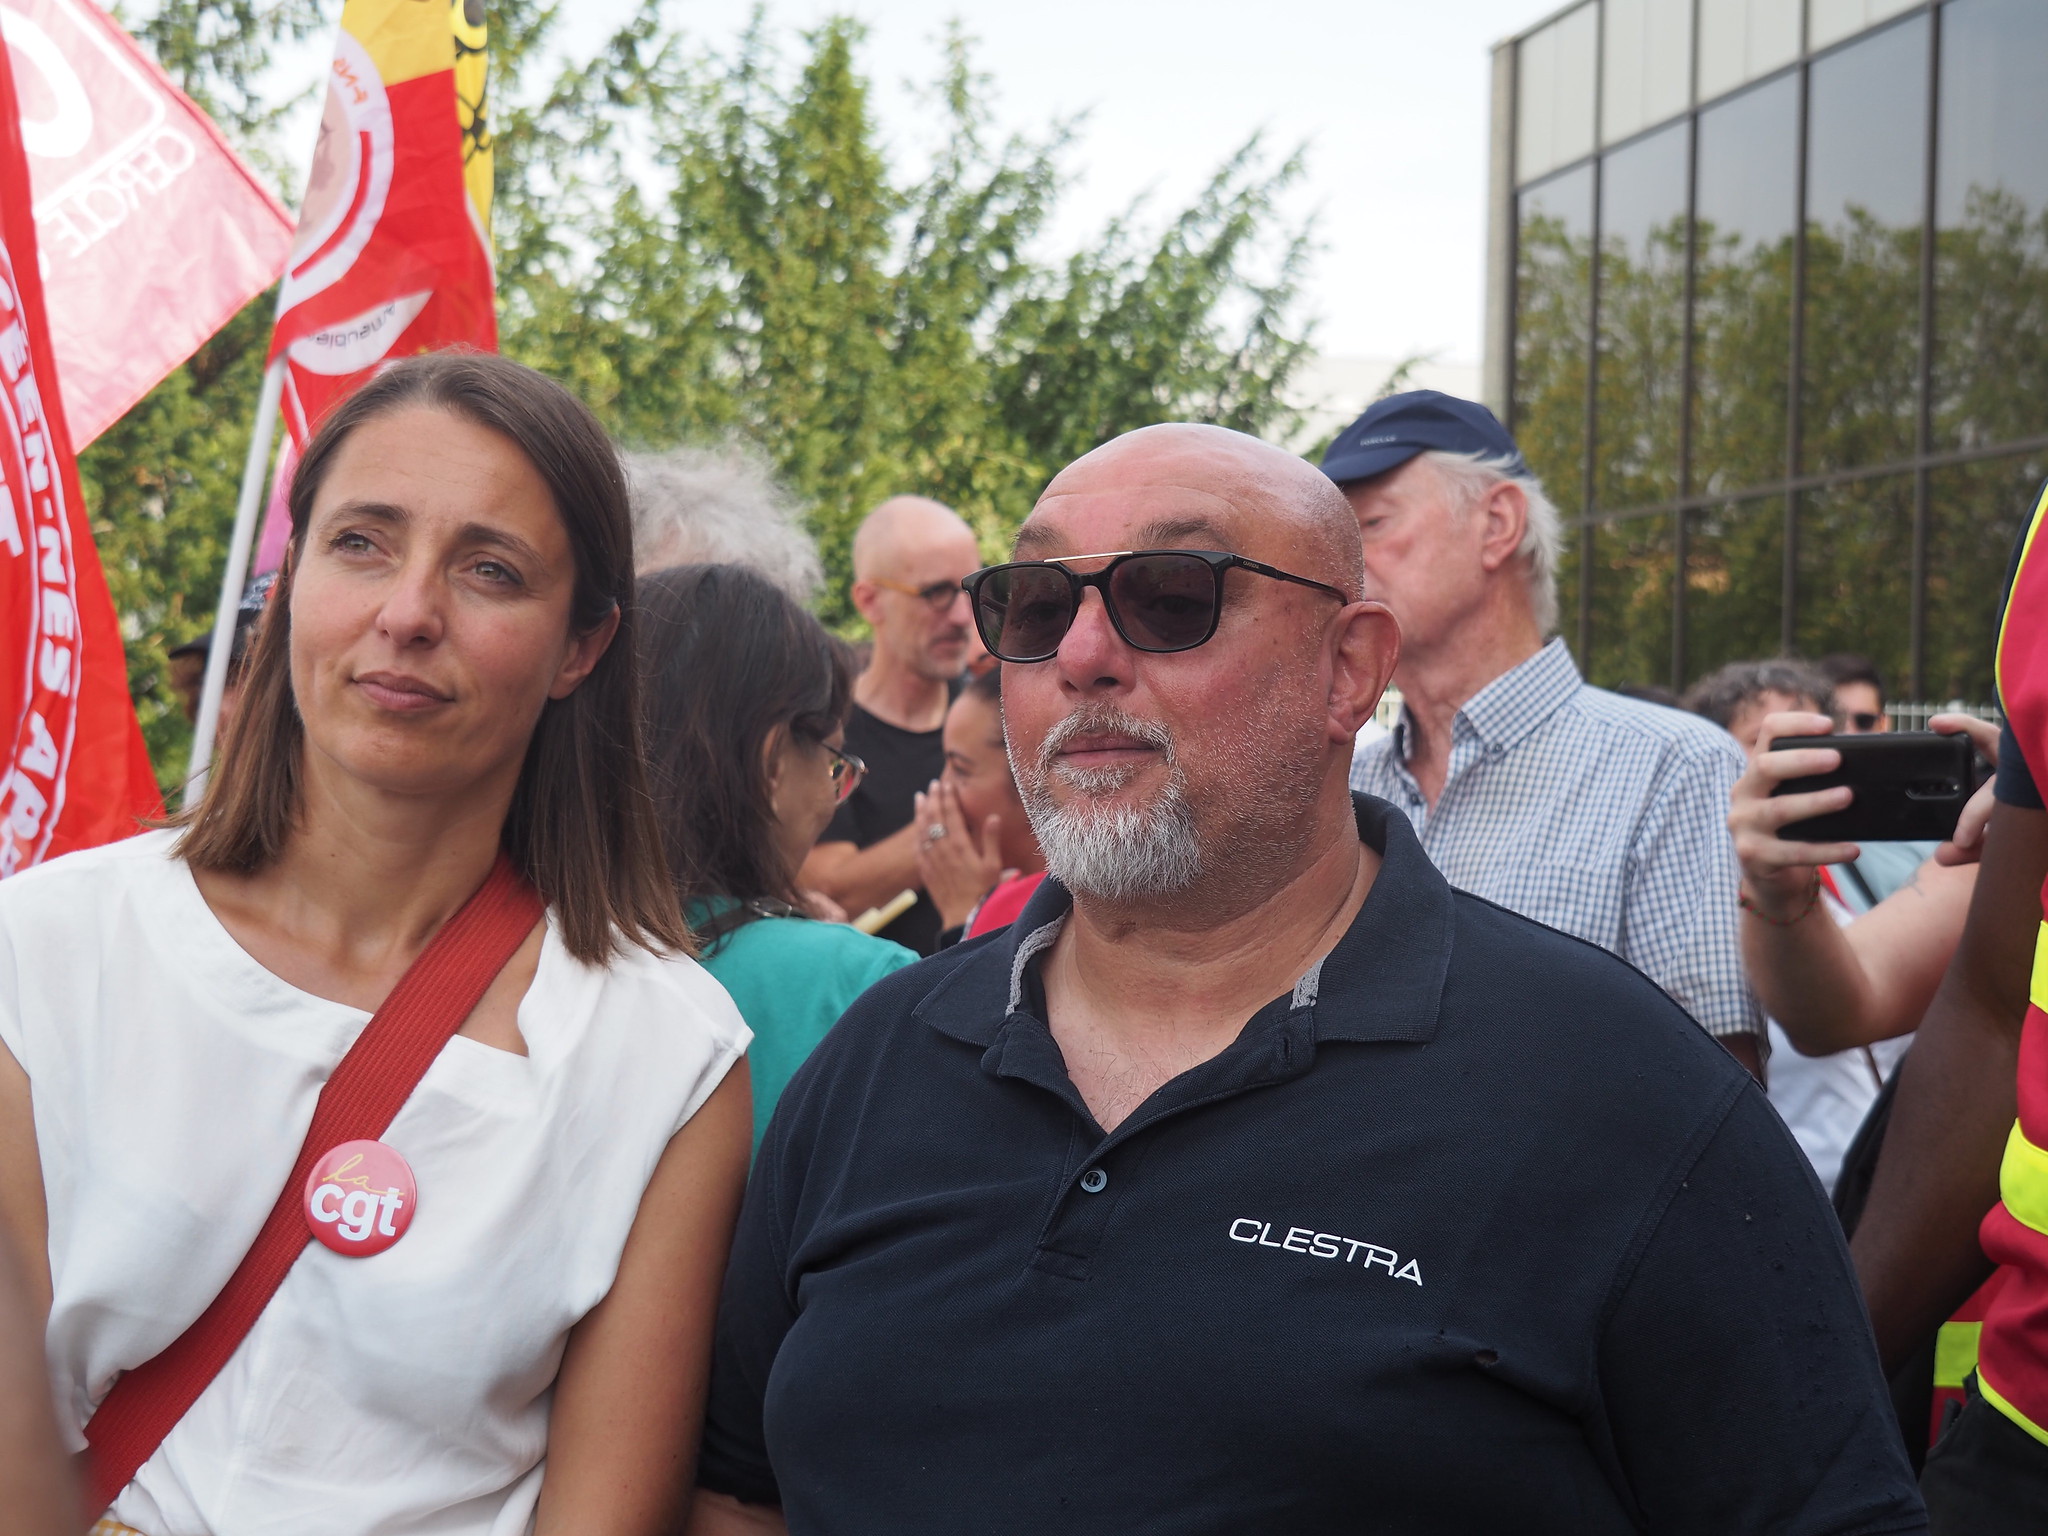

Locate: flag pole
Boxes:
[183,355,285,809]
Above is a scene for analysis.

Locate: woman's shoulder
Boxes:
[574,932,752,1047]
[0,828,183,924]
[705,914,917,990]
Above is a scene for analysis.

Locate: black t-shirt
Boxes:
[698,795,1926,1536]
[821,703,946,955]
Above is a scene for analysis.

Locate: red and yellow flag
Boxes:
[0,28,158,877]
[269,0,494,446]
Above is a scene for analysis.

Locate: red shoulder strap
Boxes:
[80,853,545,1514]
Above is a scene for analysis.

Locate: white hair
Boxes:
[624,445,822,602]
[1421,449,1563,637]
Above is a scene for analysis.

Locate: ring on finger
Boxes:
[926,823,948,843]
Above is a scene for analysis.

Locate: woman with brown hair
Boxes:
[639,563,915,1156]
[0,353,751,1534]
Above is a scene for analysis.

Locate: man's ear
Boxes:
[549,603,621,700]
[1476,481,1531,575]
[850,578,884,629]
[1327,600,1402,742]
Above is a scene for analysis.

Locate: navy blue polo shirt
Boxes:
[699,796,1925,1535]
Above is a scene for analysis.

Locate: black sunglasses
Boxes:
[961,549,1350,664]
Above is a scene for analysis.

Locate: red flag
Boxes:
[5,0,295,447]
[0,22,157,876]
[269,0,494,446]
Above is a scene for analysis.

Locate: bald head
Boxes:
[1022,424,1365,600]
[853,495,976,581]
[1000,423,1398,923]
[849,494,981,686]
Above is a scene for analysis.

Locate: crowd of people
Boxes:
[1,351,2043,1531]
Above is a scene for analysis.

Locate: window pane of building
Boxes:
[1794,474,1914,684]
[1596,120,1689,512]
[1517,3,1600,184]
[1933,0,2048,454]
[1811,0,1927,52]
[1516,164,1595,517]
[1602,0,1694,145]
[1927,452,2048,703]
[1802,17,1928,474]
[1685,496,1784,680]
[1692,74,1797,498]
[1587,513,1677,689]
[1697,0,1801,102]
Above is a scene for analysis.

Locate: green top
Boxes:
[688,900,918,1156]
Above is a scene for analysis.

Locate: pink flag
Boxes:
[0,16,160,875]
[5,0,296,446]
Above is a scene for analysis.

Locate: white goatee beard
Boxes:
[1014,705,1203,903]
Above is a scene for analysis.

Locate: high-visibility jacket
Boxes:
[1933,1270,2009,1444]
[1977,479,2048,1443]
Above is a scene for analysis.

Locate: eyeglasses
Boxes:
[961,549,1350,664]
[871,576,968,611]
[825,743,866,802]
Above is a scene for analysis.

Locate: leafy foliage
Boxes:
[488,7,1313,627]
[82,2,1315,788]
[77,301,276,792]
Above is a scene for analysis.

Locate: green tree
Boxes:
[84,3,1316,793]
[490,9,1313,627]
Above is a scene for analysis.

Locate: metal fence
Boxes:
[1889,701,2000,733]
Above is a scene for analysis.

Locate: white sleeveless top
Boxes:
[0,831,749,1536]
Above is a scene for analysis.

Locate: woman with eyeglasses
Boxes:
[640,564,918,1155]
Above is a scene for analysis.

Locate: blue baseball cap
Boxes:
[1318,389,1531,487]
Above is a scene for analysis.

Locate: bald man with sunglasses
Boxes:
[690,427,1923,1536]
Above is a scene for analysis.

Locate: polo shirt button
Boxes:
[1079,1168,1109,1194]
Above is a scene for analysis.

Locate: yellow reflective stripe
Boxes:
[1997,480,2048,704]
[1999,1121,2048,1237]
[2034,923,2048,1015]
[1979,1369,2048,1447]
[1934,1321,1983,1389]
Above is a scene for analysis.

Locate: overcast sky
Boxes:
[549,0,1543,366]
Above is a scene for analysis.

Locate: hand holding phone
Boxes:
[1768,730,1983,843]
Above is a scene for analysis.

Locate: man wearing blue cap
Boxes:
[1320,391,1761,1077]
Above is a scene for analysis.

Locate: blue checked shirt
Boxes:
[1350,639,1761,1040]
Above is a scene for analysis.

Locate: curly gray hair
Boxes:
[624,445,822,602]
[1681,659,1836,730]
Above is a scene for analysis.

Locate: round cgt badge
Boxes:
[304,1139,416,1257]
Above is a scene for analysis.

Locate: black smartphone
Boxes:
[1768,732,1981,843]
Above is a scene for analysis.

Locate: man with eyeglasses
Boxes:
[802,496,982,954]
[689,425,1923,1536]
[1324,391,1765,1079]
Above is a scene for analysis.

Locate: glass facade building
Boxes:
[1485,0,2048,701]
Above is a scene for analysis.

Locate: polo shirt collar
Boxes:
[1440,635,1583,756]
[914,793,1454,1050]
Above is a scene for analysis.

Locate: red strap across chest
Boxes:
[78,853,545,1515]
